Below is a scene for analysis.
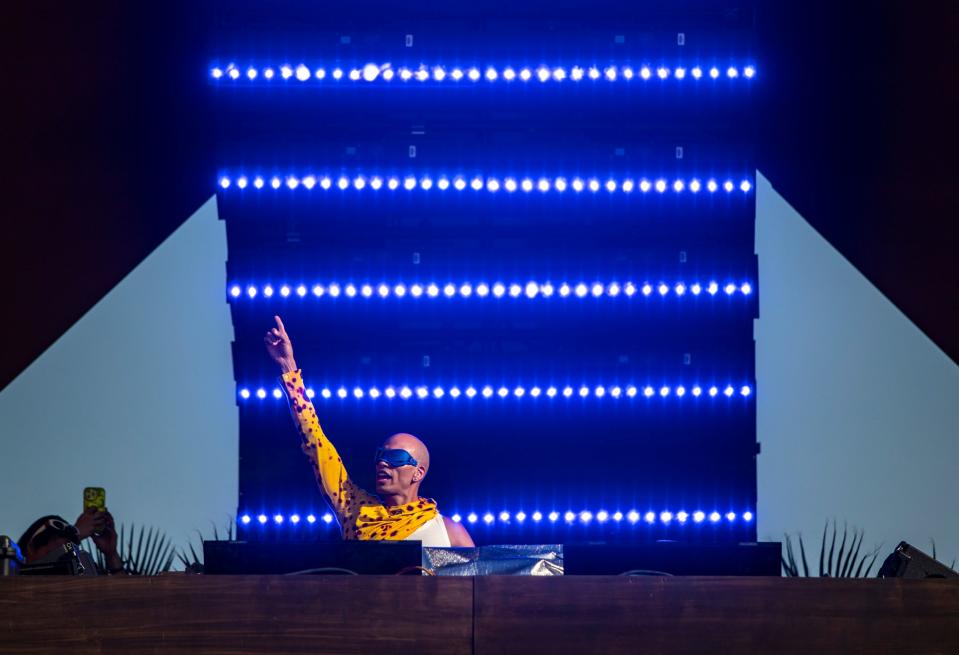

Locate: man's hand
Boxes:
[90,510,124,573]
[74,507,107,540]
[91,510,119,557]
[264,315,297,373]
[76,507,124,572]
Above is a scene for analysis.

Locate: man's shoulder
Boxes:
[441,515,475,547]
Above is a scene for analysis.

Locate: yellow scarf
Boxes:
[353,497,438,541]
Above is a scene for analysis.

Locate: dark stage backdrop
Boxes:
[5,1,956,395]
[210,1,759,544]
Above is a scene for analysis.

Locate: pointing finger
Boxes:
[274,315,286,334]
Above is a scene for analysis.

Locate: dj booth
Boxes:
[4,541,959,653]
[200,540,782,576]
[3,574,957,654]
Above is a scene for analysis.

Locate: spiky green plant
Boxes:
[81,523,175,575]
[929,539,957,571]
[782,520,882,577]
[177,517,235,573]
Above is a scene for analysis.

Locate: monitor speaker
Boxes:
[877,541,958,579]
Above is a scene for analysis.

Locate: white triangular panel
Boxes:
[0,197,237,552]
[756,172,959,569]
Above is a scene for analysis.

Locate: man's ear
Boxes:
[413,465,426,482]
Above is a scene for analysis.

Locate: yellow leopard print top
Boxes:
[281,369,438,540]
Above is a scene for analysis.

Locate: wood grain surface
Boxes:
[474,576,959,655]
[4,576,959,654]
[0,575,473,655]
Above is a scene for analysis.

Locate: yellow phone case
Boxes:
[83,487,106,511]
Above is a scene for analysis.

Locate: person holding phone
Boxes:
[17,508,124,574]
[265,316,474,548]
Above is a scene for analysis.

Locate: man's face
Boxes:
[374,436,424,495]
[374,456,417,494]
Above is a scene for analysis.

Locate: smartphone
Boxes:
[83,487,106,512]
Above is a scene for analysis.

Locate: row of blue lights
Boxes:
[230,281,753,300]
[240,383,753,401]
[239,509,753,526]
[211,63,756,83]
[218,174,753,194]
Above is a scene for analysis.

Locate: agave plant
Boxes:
[177,517,235,574]
[782,520,882,577]
[81,523,176,575]
[930,539,957,571]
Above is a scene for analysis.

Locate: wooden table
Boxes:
[2,576,957,654]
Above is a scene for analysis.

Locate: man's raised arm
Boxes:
[264,315,374,535]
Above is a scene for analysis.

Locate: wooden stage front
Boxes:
[2,576,958,654]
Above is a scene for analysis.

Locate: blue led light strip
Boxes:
[239,383,753,401]
[230,280,753,300]
[211,63,756,84]
[217,173,753,194]
[238,509,754,526]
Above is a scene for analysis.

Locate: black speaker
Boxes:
[203,540,423,575]
[877,542,958,579]
[564,542,782,576]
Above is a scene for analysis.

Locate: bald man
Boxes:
[265,316,474,547]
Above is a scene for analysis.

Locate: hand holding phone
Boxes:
[75,507,107,540]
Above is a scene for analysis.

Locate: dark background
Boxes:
[5,0,957,392]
